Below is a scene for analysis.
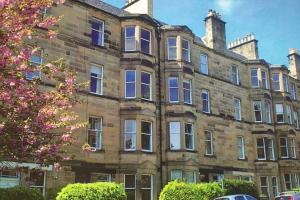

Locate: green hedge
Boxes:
[223,179,259,198]
[159,181,224,200]
[0,186,44,200]
[56,182,126,200]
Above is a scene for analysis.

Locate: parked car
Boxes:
[274,191,300,200]
[215,195,257,200]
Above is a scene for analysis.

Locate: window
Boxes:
[291,83,297,100]
[200,54,208,75]
[251,69,259,88]
[125,70,136,98]
[90,65,103,95]
[280,137,288,158]
[204,131,213,155]
[141,121,152,152]
[168,37,177,60]
[124,120,136,151]
[272,177,279,197]
[283,75,289,92]
[91,18,104,46]
[170,170,196,183]
[265,101,272,123]
[141,29,151,54]
[29,171,46,195]
[183,79,192,104]
[202,90,210,113]
[294,112,299,129]
[141,175,153,200]
[124,175,136,200]
[260,176,269,198]
[141,72,151,100]
[290,138,296,158]
[88,117,102,150]
[234,98,241,120]
[169,122,180,150]
[286,105,292,124]
[295,174,300,188]
[257,138,275,160]
[125,26,136,51]
[237,136,245,159]
[272,73,280,91]
[284,174,292,191]
[169,77,179,103]
[231,65,239,85]
[185,123,194,150]
[90,173,111,182]
[276,104,284,123]
[0,170,19,188]
[261,70,268,89]
[26,49,43,80]
[253,101,262,122]
[182,39,190,62]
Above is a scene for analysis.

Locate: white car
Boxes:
[275,191,300,200]
[215,195,257,200]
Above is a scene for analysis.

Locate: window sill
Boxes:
[167,149,198,153]
[91,43,106,49]
[255,159,277,162]
[122,50,155,58]
[237,158,248,161]
[89,149,105,153]
[89,92,103,96]
[119,150,155,154]
[279,157,297,160]
[204,154,216,158]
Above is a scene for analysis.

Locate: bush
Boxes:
[0,186,44,200]
[56,182,126,200]
[159,181,224,200]
[223,179,259,198]
[46,186,64,200]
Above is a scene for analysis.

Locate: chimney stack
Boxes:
[204,10,227,50]
[123,0,153,17]
[288,48,300,80]
[228,33,259,59]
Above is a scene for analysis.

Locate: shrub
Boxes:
[222,179,259,198]
[56,182,126,200]
[159,181,224,200]
[0,186,44,200]
[46,186,64,200]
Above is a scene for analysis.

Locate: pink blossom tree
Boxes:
[0,0,84,168]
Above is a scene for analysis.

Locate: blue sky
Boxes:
[104,0,300,65]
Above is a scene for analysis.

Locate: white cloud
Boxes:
[215,0,236,14]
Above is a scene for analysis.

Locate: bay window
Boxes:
[182,39,190,62]
[88,117,102,150]
[257,138,275,160]
[290,138,296,158]
[260,176,270,198]
[251,69,259,88]
[286,105,292,124]
[183,79,192,104]
[280,137,288,158]
[284,174,292,191]
[141,29,151,54]
[141,121,152,152]
[124,120,136,151]
[168,37,177,60]
[283,74,289,92]
[265,101,272,123]
[272,73,280,91]
[261,70,268,89]
[125,70,136,98]
[124,175,136,200]
[171,170,196,183]
[253,101,262,122]
[275,104,284,123]
[168,77,179,103]
[141,72,151,100]
[125,26,136,51]
[141,175,153,200]
[291,83,297,100]
[272,177,279,197]
[169,122,180,150]
[184,123,194,150]
[294,111,299,129]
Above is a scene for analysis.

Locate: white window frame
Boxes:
[291,83,297,100]
[260,176,270,199]
[284,174,292,191]
[275,104,284,123]
[271,176,279,197]
[182,39,190,62]
[204,131,214,156]
[124,174,136,200]
[202,89,210,113]
[267,139,275,161]
[124,120,136,151]
[265,101,272,124]
[257,138,266,160]
[183,79,192,104]
[170,170,183,181]
[125,26,136,52]
[200,54,208,75]
[261,70,268,89]
[141,175,153,200]
[294,111,299,129]
[290,138,297,158]
[91,18,104,46]
[169,122,181,150]
[26,49,43,80]
[237,136,245,159]
[141,71,152,101]
[88,117,102,150]
[184,123,194,151]
[283,74,289,92]
[231,65,239,85]
[168,77,179,103]
[29,171,46,196]
[234,98,241,121]
[141,121,152,152]
[272,73,280,91]
[125,70,136,99]
[286,105,293,125]
[251,69,259,88]
[253,101,262,123]
[167,37,177,60]
[280,137,289,158]
[90,65,103,95]
[141,28,151,54]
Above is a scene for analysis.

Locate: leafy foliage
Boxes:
[0,186,44,200]
[46,186,64,200]
[159,180,224,200]
[56,182,127,200]
[223,179,259,198]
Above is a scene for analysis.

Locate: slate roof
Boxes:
[270,64,289,70]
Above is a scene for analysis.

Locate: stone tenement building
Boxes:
[1,0,300,199]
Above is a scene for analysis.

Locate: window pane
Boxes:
[126,38,136,51]
[200,54,208,74]
[126,71,135,82]
[170,122,180,149]
[126,27,135,37]
[141,29,150,41]
[141,40,150,54]
[185,172,195,183]
[168,38,176,46]
[171,170,182,180]
[141,175,151,188]
[126,190,135,200]
[125,175,135,188]
[251,69,259,87]
[141,72,150,84]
